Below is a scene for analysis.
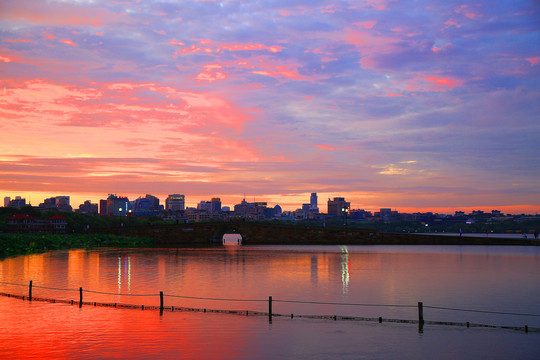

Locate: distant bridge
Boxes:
[91,221,538,246]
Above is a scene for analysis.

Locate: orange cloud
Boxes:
[60,39,77,46]
[0,55,13,62]
[7,39,32,43]
[171,39,283,57]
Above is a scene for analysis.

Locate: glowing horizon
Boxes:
[1,1,539,214]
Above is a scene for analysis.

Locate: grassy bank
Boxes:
[0,233,155,259]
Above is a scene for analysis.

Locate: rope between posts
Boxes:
[424,305,540,317]
[84,290,156,297]
[2,280,540,318]
[274,299,416,308]
[165,294,265,302]
[0,281,30,287]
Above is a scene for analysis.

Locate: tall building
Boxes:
[39,196,72,212]
[327,197,350,216]
[197,201,211,212]
[4,196,10,207]
[76,200,98,215]
[310,193,319,212]
[8,196,26,209]
[211,198,221,213]
[99,199,107,215]
[166,194,185,211]
[145,194,160,210]
[55,196,72,212]
[106,194,130,216]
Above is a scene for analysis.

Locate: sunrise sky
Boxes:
[0,0,539,213]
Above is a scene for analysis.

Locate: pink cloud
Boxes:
[404,74,463,92]
[251,66,304,80]
[0,55,13,63]
[220,43,283,53]
[7,39,32,43]
[355,21,377,29]
[444,19,461,28]
[424,75,462,88]
[171,39,283,57]
[195,64,227,82]
[0,0,126,28]
[278,10,290,16]
[526,56,540,65]
[320,4,340,14]
[169,39,185,46]
[315,145,336,151]
[60,39,77,46]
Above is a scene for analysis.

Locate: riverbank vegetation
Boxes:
[0,233,155,259]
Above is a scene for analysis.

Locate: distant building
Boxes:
[99,199,107,215]
[39,196,72,212]
[76,200,98,215]
[7,196,26,209]
[310,193,319,213]
[7,214,67,233]
[197,201,211,212]
[327,197,350,216]
[380,208,392,222]
[166,194,185,211]
[211,198,221,213]
[4,196,10,207]
[234,198,267,219]
[106,194,130,216]
[145,194,161,210]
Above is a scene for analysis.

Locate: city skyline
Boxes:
[1,1,539,214]
[3,191,538,216]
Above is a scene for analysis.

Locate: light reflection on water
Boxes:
[1,245,540,359]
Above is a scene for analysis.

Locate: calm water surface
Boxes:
[1,245,539,359]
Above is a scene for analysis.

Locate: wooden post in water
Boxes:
[79,287,83,308]
[268,296,273,323]
[29,280,32,301]
[418,302,424,333]
[160,291,164,315]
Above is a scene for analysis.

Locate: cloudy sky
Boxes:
[1,0,539,213]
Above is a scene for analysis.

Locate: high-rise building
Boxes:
[99,199,107,215]
[55,196,72,212]
[327,197,350,216]
[310,193,319,212]
[145,194,160,210]
[166,194,185,211]
[4,196,11,207]
[197,201,211,212]
[211,198,221,213]
[106,194,130,216]
[8,196,26,209]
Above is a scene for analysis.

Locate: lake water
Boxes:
[1,245,539,359]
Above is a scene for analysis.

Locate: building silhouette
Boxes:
[166,194,185,211]
[327,197,350,216]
